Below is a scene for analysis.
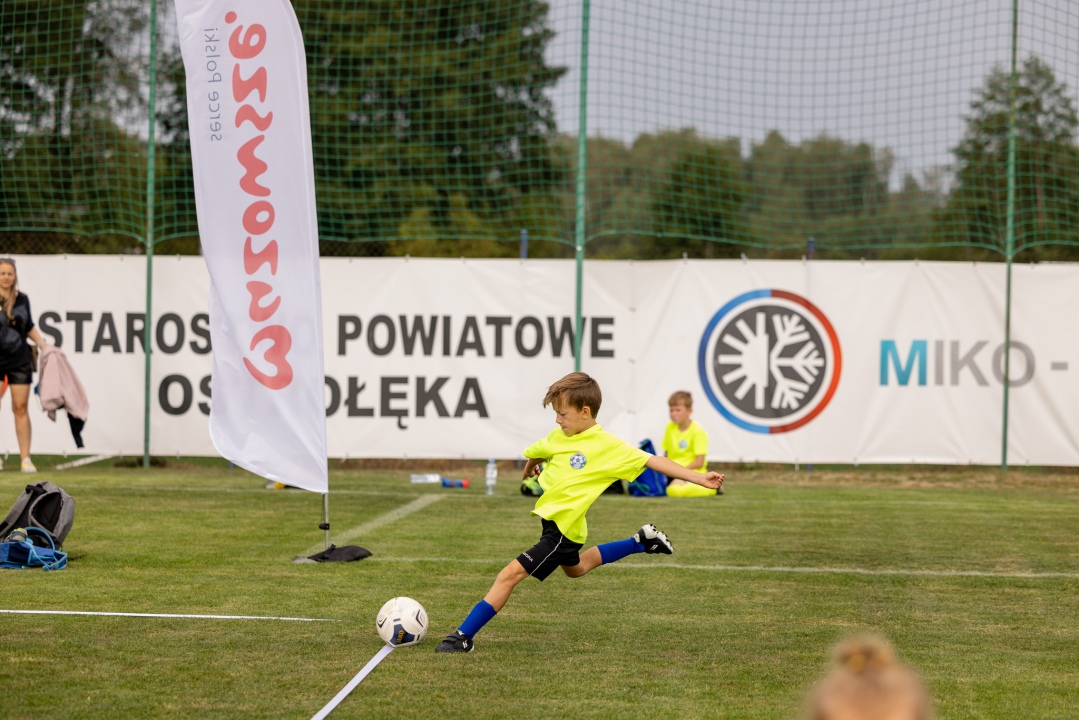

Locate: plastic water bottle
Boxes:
[441,476,470,489]
[409,473,441,484]
[485,459,498,496]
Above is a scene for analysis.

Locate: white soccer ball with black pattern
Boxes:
[376,597,429,647]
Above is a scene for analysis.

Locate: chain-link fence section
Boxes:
[2,1,1078,261]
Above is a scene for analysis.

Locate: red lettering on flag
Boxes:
[243,325,294,390]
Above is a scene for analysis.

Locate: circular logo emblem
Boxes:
[698,289,841,434]
[569,452,587,469]
[678,439,688,450]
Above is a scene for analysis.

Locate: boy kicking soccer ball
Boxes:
[435,371,724,653]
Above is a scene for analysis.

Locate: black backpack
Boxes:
[0,481,76,549]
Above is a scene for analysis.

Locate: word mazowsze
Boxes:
[228,12,293,391]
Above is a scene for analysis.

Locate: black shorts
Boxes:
[516,518,584,581]
[1,362,32,386]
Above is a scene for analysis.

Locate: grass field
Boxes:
[1,459,1077,719]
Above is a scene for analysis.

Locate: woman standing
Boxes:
[0,258,48,472]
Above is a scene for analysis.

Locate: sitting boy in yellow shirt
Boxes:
[662,390,723,497]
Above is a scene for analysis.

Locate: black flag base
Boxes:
[300,544,373,563]
[287,492,339,564]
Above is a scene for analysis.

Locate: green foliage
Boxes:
[0,0,151,253]
[651,138,748,257]
[154,45,200,253]
[936,56,1079,261]
[743,132,898,257]
[575,129,913,259]
[3,4,1079,262]
[296,0,567,254]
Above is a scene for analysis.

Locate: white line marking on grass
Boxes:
[611,563,1079,580]
[311,644,394,720]
[54,454,117,470]
[301,494,444,556]
[362,557,1079,580]
[0,609,335,621]
[93,485,438,499]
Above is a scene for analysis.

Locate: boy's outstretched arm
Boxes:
[522,457,545,479]
[646,455,724,489]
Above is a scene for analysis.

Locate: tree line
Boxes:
[2,0,1078,262]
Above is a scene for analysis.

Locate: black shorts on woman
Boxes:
[516,518,584,581]
[0,291,35,385]
[2,361,32,386]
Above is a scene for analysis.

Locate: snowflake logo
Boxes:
[569,452,587,469]
[698,290,841,433]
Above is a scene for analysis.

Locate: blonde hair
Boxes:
[543,372,602,418]
[668,390,693,408]
[0,258,18,323]
[809,636,931,720]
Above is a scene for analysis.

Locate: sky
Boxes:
[541,0,1079,184]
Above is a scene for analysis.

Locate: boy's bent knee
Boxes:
[561,564,584,578]
[497,560,529,584]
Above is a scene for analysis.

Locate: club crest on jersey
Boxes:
[679,439,688,449]
[570,452,587,469]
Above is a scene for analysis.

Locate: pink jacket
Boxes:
[38,345,89,421]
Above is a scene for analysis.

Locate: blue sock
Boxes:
[458,599,497,638]
[597,536,644,565]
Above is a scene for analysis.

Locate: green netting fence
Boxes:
[2,0,1079,262]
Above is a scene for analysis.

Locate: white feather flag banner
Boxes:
[175,0,327,493]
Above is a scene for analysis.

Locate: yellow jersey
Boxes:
[524,424,648,543]
[661,420,708,473]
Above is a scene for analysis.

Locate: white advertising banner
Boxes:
[7,257,1079,467]
[175,0,327,492]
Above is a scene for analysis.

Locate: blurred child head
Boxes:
[668,390,693,426]
[808,636,931,720]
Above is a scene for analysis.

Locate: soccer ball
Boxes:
[376,597,428,647]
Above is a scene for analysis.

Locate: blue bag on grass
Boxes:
[0,527,68,571]
[628,439,667,497]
